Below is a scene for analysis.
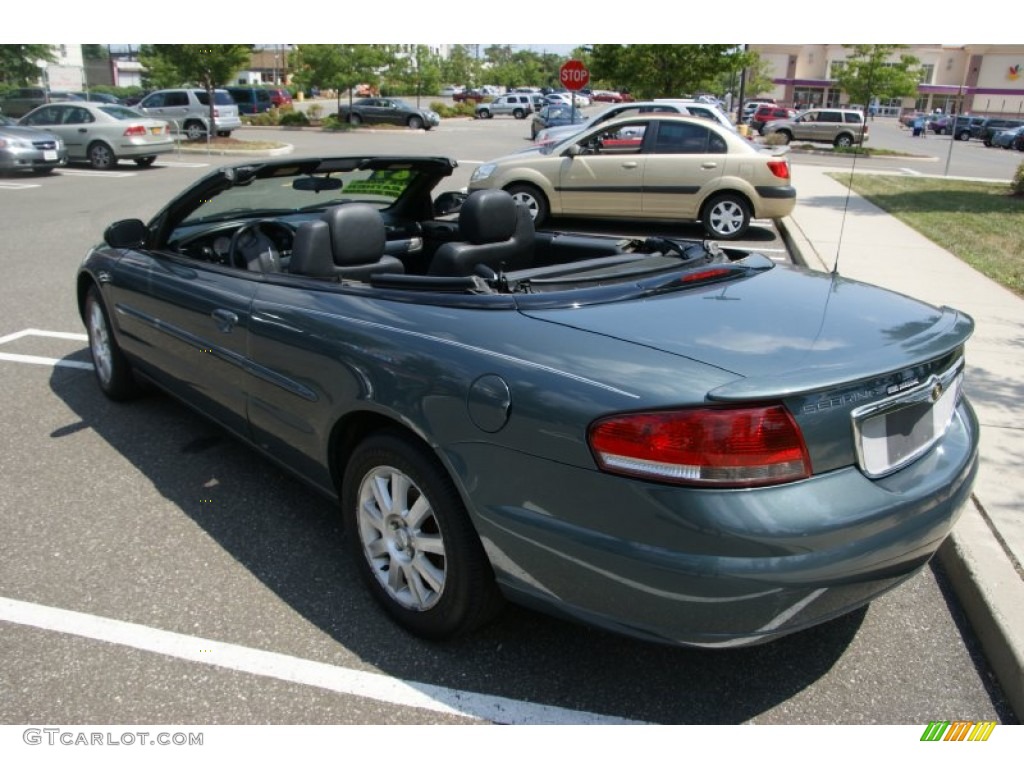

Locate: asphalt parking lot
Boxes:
[0,116,1018,728]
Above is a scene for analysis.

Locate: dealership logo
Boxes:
[920,720,997,741]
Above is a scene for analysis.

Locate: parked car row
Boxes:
[2,102,173,172]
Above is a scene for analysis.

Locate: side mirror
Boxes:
[433,191,467,217]
[104,219,148,249]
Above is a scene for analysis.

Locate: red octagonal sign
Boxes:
[559,59,590,92]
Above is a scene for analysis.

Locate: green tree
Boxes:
[0,44,57,87]
[833,45,922,109]
[139,45,252,137]
[588,45,754,100]
[386,46,442,101]
[440,45,480,87]
[290,44,391,118]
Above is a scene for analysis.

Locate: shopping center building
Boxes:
[751,44,1024,118]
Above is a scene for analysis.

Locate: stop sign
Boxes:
[559,59,590,92]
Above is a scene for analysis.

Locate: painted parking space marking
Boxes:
[155,159,211,168]
[0,595,643,725]
[0,181,41,190]
[56,168,138,179]
[0,328,92,370]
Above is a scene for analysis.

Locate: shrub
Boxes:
[762,133,788,146]
[279,110,309,127]
[1013,161,1024,196]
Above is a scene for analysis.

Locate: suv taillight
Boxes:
[588,405,811,488]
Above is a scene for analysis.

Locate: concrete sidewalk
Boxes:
[779,164,1023,718]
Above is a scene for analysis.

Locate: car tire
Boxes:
[408,115,424,130]
[184,121,206,141]
[477,108,490,119]
[505,183,549,227]
[834,134,854,149]
[31,167,55,175]
[956,130,971,141]
[349,113,362,126]
[84,285,141,401]
[702,193,751,240]
[87,142,117,170]
[776,130,792,145]
[134,156,157,167]
[342,431,503,640]
[217,131,231,138]
[513,109,525,119]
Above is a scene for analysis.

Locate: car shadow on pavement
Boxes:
[49,360,871,725]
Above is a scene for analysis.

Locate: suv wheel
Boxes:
[184,120,206,141]
[834,134,854,149]
[513,108,525,119]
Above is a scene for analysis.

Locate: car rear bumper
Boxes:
[463,399,978,647]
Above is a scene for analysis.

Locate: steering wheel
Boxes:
[229,221,291,272]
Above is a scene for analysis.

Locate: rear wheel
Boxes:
[477,108,490,119]
[84,285,141,401]
[702,193,751,240]
[776,130,793,145]
[348,113,362,126]
[184,120,206,141]
[134,156,156,167]
[834,133,854,149]
[513,108,525,119]
[505,183,549,226]
[342,431,502,639]
[87,142,117,170]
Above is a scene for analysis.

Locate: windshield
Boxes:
[179,163,431,225]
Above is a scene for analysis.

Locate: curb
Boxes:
[778,217,1023,720]
[173,141,294,158]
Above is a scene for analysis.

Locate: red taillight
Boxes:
[123,124,147,136]
[588,405,811,488]
[767,159,790,180]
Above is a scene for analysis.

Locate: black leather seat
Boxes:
[427,190,534,277]
[288,204,404,280]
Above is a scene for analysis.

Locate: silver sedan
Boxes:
[0,114,67,174]
[19,102,174,170]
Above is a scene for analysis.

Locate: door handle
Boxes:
[78,128,87,133]
[212,309,239,333]
[701,162,718,169]
[621,161,638,169]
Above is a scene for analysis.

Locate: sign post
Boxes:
[559,59,590,113]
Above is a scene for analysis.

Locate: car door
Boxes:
[641,120,727,220]
[557,120,647,217]
[106,248,258,438]
[20,105,80,156]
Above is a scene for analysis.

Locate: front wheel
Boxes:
[348,113,362,126]
[476,108,490,119]
[84,285,141,400]
[134,156,156,167]
[775,130,792,145]
[342,432,502,639]
[504,183,549,227]
[956,130,971,141]
[87,142,117,170]
[408,115,424,130]
[702,193,751,240]
[513,109,525,119]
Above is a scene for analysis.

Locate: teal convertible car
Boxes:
[77,155,978,647]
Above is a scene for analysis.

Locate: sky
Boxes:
[3,4,1010,47]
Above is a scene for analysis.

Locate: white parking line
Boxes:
[0,595,643,725]
[0,329,91,370]
[900,167,924,175]
[57,168,137,178]
[0,181,41,190]
[156,159,211,168]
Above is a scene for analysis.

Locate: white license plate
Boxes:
[854,371,962,477]
[43,150,57,161]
